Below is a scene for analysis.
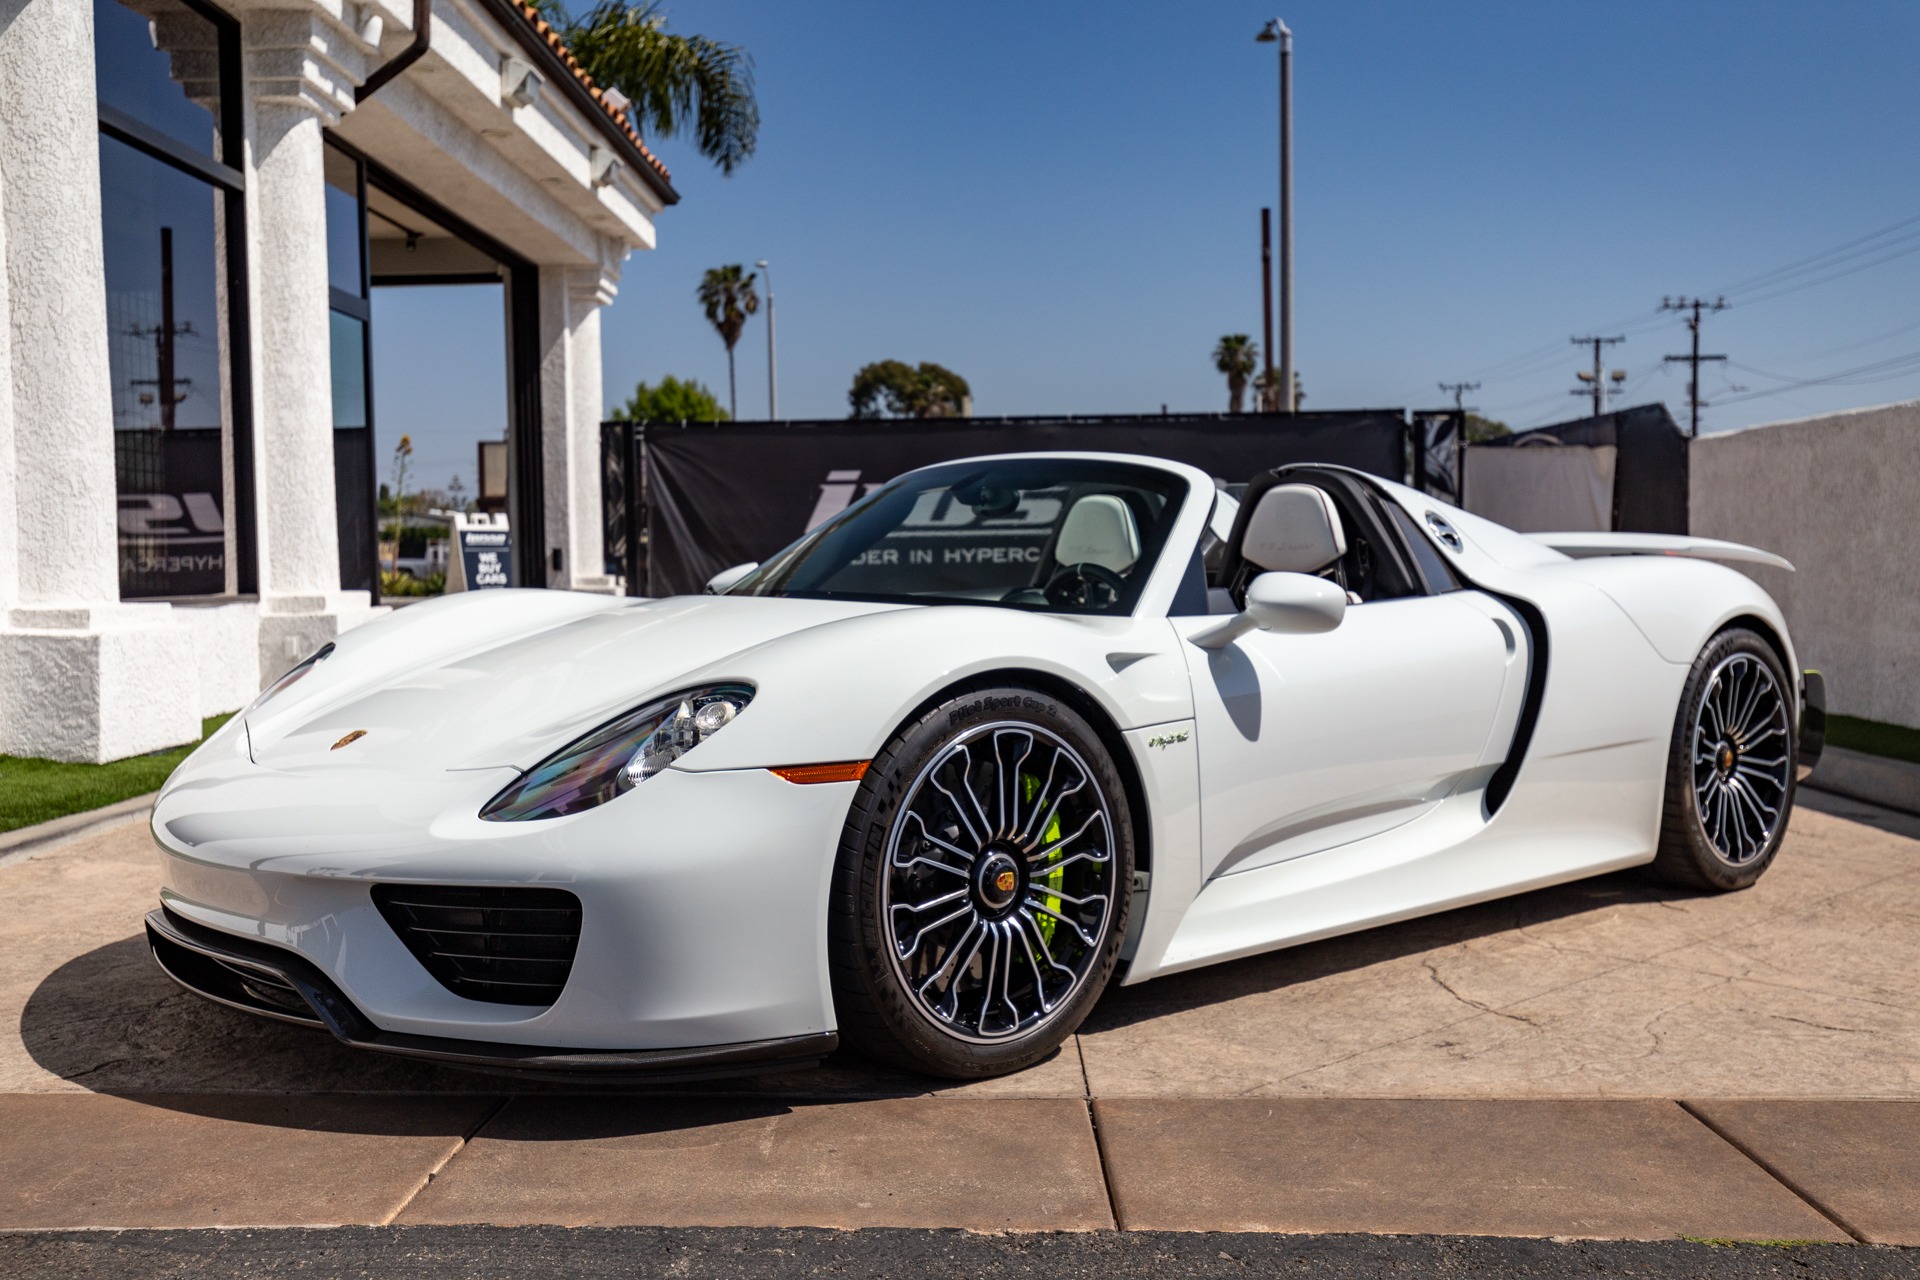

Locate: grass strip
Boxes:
[1825,713,1920,767]
[0,714,232,835]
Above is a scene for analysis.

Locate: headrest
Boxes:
[1055,494,1141,572]
[1241,483,1346,574]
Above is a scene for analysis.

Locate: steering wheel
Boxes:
[1043,562,1126,611]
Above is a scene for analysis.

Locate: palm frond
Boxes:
[562,1,759,174]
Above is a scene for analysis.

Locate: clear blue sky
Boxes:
[373,0,1920,483]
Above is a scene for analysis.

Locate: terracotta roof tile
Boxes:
[510,0,673,184]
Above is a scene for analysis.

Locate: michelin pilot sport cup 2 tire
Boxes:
[828,683,1135,1078]
[1650,626,1797,892]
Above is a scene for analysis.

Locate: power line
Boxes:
[1660,297,1728,437]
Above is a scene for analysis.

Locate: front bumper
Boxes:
[151,760,859,1058]
[146,906,836,1081]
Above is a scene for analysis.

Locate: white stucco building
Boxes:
[0,0,674,760]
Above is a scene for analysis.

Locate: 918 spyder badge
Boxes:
[1148,730,1190,750]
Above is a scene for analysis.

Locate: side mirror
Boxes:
[1190,571,1346,649]
[704,562,759,595]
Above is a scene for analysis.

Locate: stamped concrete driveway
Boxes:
[5,789,1916,1101]
[1,789,1916,1242]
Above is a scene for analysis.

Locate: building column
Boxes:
[0,0,198,762]
[536,258,622,593]
[240,9,381,676]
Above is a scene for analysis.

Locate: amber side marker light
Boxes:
[769,761,870,785]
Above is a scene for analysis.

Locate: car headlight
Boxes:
[479,683,754,822]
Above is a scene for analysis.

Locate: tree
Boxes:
[697,265,758,419]
[848,360,971,419]
[1253,367,1306,413]
[1213,335,1258,414]
[620,374,729,422]
[1464,413,1511,443]
[524,0,758,174]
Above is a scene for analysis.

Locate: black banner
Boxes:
[634,412,1413,598]
[115,428,226,598]
[1471,403,1688,533]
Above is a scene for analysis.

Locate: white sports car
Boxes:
[146,452,1824,1079]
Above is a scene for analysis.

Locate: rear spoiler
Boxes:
[1529,532,1794,573]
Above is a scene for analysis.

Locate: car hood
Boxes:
[244,594,902,776]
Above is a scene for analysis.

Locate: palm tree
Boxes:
[525,0,758,174]
[698,265,758,418]
[1213,335,1258,414]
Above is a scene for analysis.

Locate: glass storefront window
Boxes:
[324,146,365,298]
[92,0,224,163]
[100,133,232,598]
[330,312,369,429]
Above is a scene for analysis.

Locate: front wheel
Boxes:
[1650,627,1796,891]
[828,685,1133,1077]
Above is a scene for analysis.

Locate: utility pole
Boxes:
[1260,208,1274,411]
[1660,296,1727,437]
[1438,380,1479,415]
[756,259,778,419]
[1570,334,1626,418]
[1257,19,1294,411]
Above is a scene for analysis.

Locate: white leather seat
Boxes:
[1241,483,1346,574]
[1055,494,1141,572]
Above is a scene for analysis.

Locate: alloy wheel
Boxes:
[881,721,1118,1043]
[1691,653,1791,865]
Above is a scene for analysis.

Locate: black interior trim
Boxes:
[1484,592,1550,815]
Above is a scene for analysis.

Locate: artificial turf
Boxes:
[0,714,231,836]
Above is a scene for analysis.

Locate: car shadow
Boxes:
[1086,867,1697,1033]
[19,868,1700,1134]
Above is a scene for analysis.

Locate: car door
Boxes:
[1174,587,1526,882]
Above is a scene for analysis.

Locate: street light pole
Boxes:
[1257,18,1294,411]
[756,258,777,419]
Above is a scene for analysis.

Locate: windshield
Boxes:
[731,457,1187,615]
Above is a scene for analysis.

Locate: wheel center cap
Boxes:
[1719,743,1738,775]
[975,850,1022,913]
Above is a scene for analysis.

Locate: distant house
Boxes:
[0,0,677,761]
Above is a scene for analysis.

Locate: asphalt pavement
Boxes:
[3,1228,1917,1280]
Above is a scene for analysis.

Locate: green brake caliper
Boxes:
[1022,772,1065,945]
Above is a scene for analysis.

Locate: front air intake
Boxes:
[371,884,582,1007]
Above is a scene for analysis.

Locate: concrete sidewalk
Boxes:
[0,789,1915,1242]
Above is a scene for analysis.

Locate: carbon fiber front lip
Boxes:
[145,906,837,1081]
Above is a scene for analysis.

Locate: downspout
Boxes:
[356,0,432,102]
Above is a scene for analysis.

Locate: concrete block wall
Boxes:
[1689,399,1920,730]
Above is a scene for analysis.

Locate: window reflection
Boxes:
[324,147,365,298]
[92,0,224,162]
[330,312,369,429]
[101,133,230,597]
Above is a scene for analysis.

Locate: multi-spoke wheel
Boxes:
[830,686,1133,1077]
[1652,628,1797,891]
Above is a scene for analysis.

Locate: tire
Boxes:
[1650,627,1797,891]
[828,684,1134,1078]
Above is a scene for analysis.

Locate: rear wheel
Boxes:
[828,685,1133,1077]
[1651,627,1796,891]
